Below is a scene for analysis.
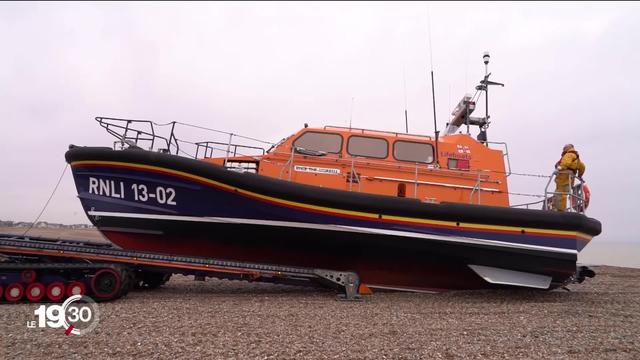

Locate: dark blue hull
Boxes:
[65,146,601,291]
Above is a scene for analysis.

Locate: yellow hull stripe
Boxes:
[71,160,593,242]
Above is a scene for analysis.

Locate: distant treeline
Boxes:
[0,220,93,229]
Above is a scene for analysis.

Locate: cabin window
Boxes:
[347,136,389,159]
[393,141,434,163]
[293,132,343,154]
[448,158,470,170]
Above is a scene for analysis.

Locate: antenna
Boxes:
[349,97,355,129]
[475,52,504,144]
[427,10,440,167]
[448,84,451,130]
[480,52,490,143]
[403,67,408,133]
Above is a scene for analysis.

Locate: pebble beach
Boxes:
[1,262,638,359]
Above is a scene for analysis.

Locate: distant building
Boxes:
[1,220,94,229]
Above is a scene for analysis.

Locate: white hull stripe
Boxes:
[87,211,578,255]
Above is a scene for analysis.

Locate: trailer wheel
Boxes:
[66,281,86,297]
[21,269,37,283]
[5,283,24,302]
[91,268,121,299]
[46,282,65,301]
[119,269,134,296]
[26,283,45,302]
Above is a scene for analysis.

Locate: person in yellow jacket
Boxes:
[553,144,586,211]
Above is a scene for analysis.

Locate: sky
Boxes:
[0,2,638,261]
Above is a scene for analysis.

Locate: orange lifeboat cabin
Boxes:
[203,125,510,207]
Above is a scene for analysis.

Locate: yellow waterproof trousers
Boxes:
[553,184,571,211]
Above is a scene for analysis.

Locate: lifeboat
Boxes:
[65,61,601,292]
[65,123,600,292]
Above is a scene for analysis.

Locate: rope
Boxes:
[22,163,69,236]
[505,191,546,198]
[496,170,551,179]
[507,171,551,178]
[152,121,276,146]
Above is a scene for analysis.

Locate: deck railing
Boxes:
[543,170,588,213]
[96,117,269,163]
[96,117,571,211]
[509,170,588,213]
[272,147,498,203]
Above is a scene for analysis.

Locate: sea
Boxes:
[579,241,640,268]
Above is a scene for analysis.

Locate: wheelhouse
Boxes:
[204,125,510,207]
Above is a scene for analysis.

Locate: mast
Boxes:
[431,70,439,165]
[427,10,440,167]
[481,52,490,144]
[403,67,409,133]
[476,52,504,144]
[445,52,503,140]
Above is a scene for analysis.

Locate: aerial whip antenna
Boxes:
[403,67,409,133]
[349,97,355,129]
[427,10,440,167]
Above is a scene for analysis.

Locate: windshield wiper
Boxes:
[294,147,327,156]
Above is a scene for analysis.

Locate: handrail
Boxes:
[543,170,587,213]
[323,125,433,140]
[271,147,498,201]
[267,149,496,184]
[96,117,172,152]
[413,163,418,197]
[96,117,268,160]
[510,198,546,210]
[195,141,266,159]
[348,158,361,192]
[485,141,512,176]
[469,170,483,204]
[266,148,503,203]
[278,147,296,181]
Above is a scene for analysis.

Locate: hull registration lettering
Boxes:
[88,177,177,205]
